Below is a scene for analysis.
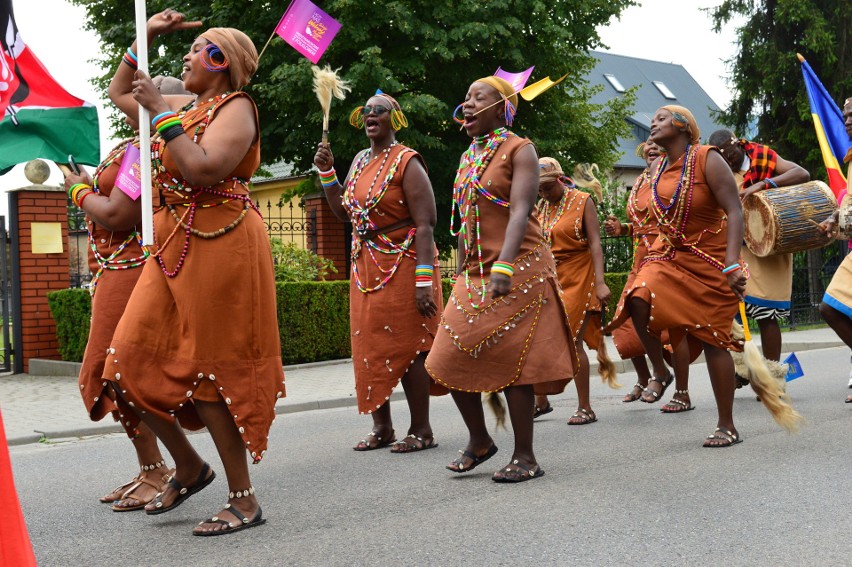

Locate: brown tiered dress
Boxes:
[103,92,284,463]
[344,144,444,414]
[78,140,148,429]
[608,145,743,353]
[540,188,602,350]
[610,170,656,359]
[425,134,577,393]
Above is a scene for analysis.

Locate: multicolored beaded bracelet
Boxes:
[122,47,138,69]
[415,264,434,287]
[318,168,338,188]
[721,263,741,274]
[151,111,174,127]
[491,261,514,278]
[764,178,778,188]
[68,182,94,207]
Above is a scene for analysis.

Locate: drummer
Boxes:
[816,97,852,403]
[707,130,810,382]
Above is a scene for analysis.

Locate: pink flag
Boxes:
[275,0,342,64]
[114,144,142,201]
[494,66,535,93]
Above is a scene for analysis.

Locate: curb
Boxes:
[6,391,406,447]
[11,342,842,446]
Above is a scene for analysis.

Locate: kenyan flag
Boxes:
[0,0,99,174]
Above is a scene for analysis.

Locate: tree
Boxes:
[73,0,636,247]
[711,0,852,180]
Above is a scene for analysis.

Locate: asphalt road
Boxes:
[10,347,852,566]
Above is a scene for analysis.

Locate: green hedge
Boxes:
[605,272,628,313]
[46,288,91,362]
[48,274,630,365]
[276,281,350,365]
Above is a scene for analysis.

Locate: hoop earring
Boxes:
[349,107,365,129]
[390,109,408,131]
[200,44,228,73]
[452,104,466,125]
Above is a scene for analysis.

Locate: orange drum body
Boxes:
[743,180,837,257]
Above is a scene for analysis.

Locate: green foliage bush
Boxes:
[270,239,337,282]
[46,288,91,362]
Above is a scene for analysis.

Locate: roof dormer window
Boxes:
[603,73,626,93]
[652,81,676,99]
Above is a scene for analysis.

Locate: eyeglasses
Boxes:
[360,105,392,116]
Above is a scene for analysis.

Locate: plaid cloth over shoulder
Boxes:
[742,140,778,186]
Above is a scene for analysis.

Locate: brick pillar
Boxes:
[8,184,70,373]
[304,192,350,281]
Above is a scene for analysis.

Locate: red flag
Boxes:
[0,0,99,172]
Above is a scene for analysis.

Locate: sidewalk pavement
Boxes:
[1,327,845,446]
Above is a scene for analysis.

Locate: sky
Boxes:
[0,0,741,213]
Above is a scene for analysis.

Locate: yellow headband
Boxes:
[475,76,519,108]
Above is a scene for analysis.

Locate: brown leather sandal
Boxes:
[99,477,139,503]
[112,468,173,512]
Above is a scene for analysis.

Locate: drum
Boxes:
[743,180,837,257]
[838,195,852,239]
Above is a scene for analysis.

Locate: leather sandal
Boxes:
[660,390,694,413]
[99,476,139,503]
[641,372,673,403]
[193,505,266,537]
[567,408,597,425]
[623,383,645,403]
[112,468,172,512]
[146,462,216,515]
[353,430,396,451]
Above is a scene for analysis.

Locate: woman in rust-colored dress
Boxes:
[425,76,576,482]
[605,140,696,412]
[64,77,192,511]
[313,90,443,453]
[533,157,614,425]
[607,105,748,447]
[64,138,172,511]
[104,10,281,535]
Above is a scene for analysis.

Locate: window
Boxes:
[652,81,676,99]
[603,73,626,93]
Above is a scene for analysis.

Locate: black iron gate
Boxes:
[0,216,12,372]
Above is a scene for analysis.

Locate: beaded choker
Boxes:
[451,127,513,308]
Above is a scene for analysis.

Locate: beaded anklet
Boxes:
[228,486,255,499]
[141,459,166,472]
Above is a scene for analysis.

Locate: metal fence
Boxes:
[258,199,316,253]
[68,204,91,289]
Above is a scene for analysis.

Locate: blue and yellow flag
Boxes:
[798,53,851,198]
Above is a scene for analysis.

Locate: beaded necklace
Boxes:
[344,144,418,293]
[450,127,511,309]
[86,139,150,295]
[147,91,261,278]
[537,183,580,244]
[150,91,234,196]
[650,145,691,212]
[343,142,401,235]
[647,145,727,271]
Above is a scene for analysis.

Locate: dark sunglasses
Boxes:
[360,105,392,116]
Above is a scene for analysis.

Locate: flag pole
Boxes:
[134,0,153,246]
